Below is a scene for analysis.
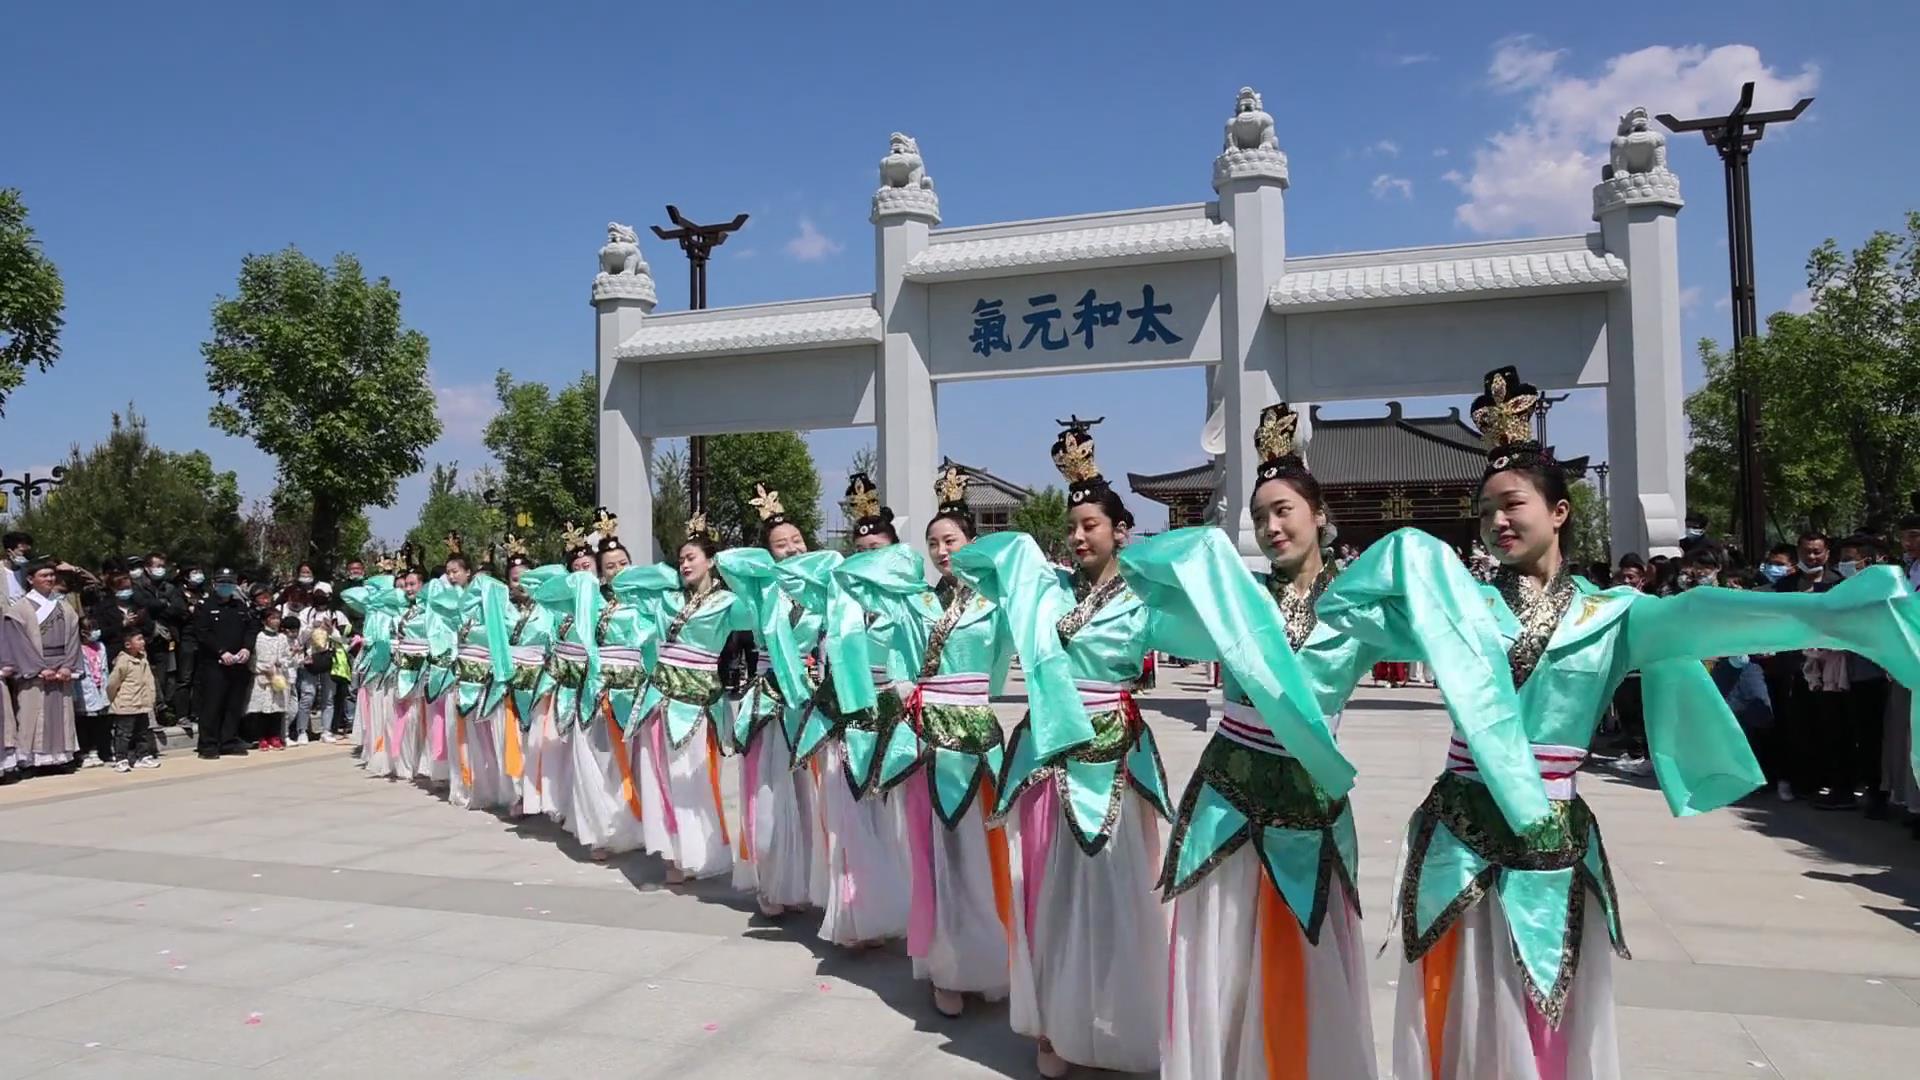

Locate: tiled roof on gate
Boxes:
[904,216,1233,281]
[1128,403,1488,499]
[1270,246,1627,310]
[938,458,1033,510]
[615,303,881,359]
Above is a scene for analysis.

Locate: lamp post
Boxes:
[1535,392,1570,446]
[0,466,67,516]
[1659,82,1813,564]
[652,205,750,515]
[1591,461,1611,505]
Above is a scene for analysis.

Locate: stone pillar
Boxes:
[1593,113,1685,559]
[1212,88,1290,561]
[871,135,940,557]
[592,225,660,561]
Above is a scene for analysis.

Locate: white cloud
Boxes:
[1432,147,1450,158]
[1679,285,1703,312]
[1366,139,1401,158]
[783,218,844,263]
[1784,287,1815,314]
[1454,41,1819,236]
[1440,168,1465,186]
[430,371,498,438]
[1371,174,1414,200]
[1391,52,1436,67]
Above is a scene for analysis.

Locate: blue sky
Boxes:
[5,2,1915,542]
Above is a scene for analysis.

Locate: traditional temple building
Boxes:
[939,457,1032,533]
[1128,402,1487,549]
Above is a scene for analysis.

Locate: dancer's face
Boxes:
[765,523,807,561]
[1069,503,1126,574]
[1477,471,1567,570]
[925,519,971,579]
[1251,478,1324,578]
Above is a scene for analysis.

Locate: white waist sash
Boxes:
[658,642,719,672]
[599,645,646,668]
[1446,735,1585,800]
[913,672,990,708]
[1073,679,1130,713]
[510,645,545,666]
[393,639,428,657]
[456,643,490,664]
[1217,698,1347,757]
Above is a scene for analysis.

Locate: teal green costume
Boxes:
[835,543,1014,829]
[392,591,431,700]
[598,573,660,729]
[532,570,605,731]
[1121,527,1378,942]
[715,548,820,755]
[449,576,513,718]
[1319,527,1920,1022]
[341,574,405,688]
[422,578,461,703]
[952,530,1349,855]
[615,564,754,747]
[503,568,561,726]
[778,549,912,797]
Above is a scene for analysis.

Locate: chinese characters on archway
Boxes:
[969,284,1181,357]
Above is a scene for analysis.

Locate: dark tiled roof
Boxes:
[939,458,1033,510]
[1128,403,1487,500]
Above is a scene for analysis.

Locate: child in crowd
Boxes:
[248,608,294,750]
[106,629,159,772]
[75,615,113,767]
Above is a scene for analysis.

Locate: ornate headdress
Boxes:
[684,510,713,544]
[1051,415,1111,506]
[592,507,626,554]
[845,473,894,537]
[560,520,592,564]
[503,532,532,568]
[749,483,790,528]
[399,542,421,573]
[443,531,463,557]
[935,466,971,518]
[1470,366,1587,478]
[1252,402,1306,483]
[376,550,398,574]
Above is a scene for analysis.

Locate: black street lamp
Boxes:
[0,466,67,516]
[652,205,750,515]
[1659,82,1813,561]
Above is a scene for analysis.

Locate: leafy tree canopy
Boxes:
[0,188,65,416]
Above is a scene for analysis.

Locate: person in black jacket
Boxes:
[133,551,190,725]
[88,565,154,660]
[192,570,255,759]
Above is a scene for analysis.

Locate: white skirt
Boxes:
[634,710,732,878]
[1394,896,1619,1080]
[450,702,516,813]
[420,695,450,786]
[518,699,575,823]
[358,684,395,776]
[1006,780,1167,1073]
[1164,847,1376,1079]
[815,740,911,946]
[567,714,647,853]
[732,728,817,908]
[391,690,426,781]
[903,769,1011,997]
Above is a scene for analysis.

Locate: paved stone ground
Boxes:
[2,671,1918,1078]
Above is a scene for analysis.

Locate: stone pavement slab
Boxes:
[0,676,1917,1077]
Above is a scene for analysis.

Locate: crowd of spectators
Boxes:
[1,531,369,782]
[1597,511,1920,841]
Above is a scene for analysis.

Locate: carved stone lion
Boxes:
[1224,87,1278,152]
[879,133,934,191]
[599,222,647,277]
[1604,107,1666,179]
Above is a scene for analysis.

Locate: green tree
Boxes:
[404,463,502,569]
[1685,212,1920,538]
[1565,478,1609,566]
[481,369,596,552]
[652,446,689,560]
[203,246,441,570]
[0,189,65,416]
[13,407,245,571]
[702,433,822,547]
[1011,485,1072,562]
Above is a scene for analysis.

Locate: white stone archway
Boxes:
[594,92,1686,565]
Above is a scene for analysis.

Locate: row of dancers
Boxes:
[341,364,1920,1080]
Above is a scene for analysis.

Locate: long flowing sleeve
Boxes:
[534,570,604,705]
[1120,528,1355,798]
[834,545,933,677]
[1637,658,1767,815]
[715,548,811,706]
[1625,567,1920,787]
[950,531,1091,761]
[478,578,514,685]
[1316,527,1551,836]
[1295,630,1385,717]
[775,551,870,708]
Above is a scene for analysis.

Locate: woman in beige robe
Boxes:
[2,560,82,772]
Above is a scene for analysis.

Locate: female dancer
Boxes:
[447,565,516,812]
[1121,404,1378,1079]
[567,512,651,859]
[386,550,432,781]
[618,513,746,883]
[341,563,404,774]
[1318,366,1920,1080]
[833,467,1014,1016]
[714,484,826,917]
[951,418,1349,1078]
[780,473,912,948]
[508,554,564,820]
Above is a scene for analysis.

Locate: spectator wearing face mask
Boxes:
[1678,510,1711,554]
[3,532,33,605]
[1757,532,1833,801]
[1811,535,1890,814]
[75,613,113,768]
[171,567,209,730]
[191,570,255,759]
[89,564,156,660]
[133,551,188,724]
